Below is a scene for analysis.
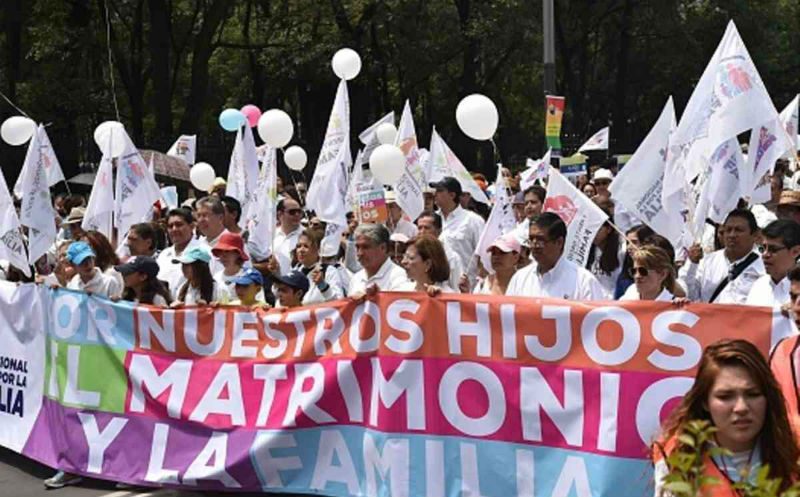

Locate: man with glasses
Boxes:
[680,208,765,303]
[274,197,304,273]
[506,212,604,299]
[746,220,800,343]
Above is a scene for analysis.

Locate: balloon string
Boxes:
[0,88,31,119]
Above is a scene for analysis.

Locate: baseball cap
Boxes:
[592,168,614,182]
[488,232,521,253]
[211,232,248,261]
[233,268,264,287]
[66,241,95,265]
[274,270,310,293]
[172,246,211,264]
[115,256,160,278]
[429,176,463,197]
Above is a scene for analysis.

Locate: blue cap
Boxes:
[66,241,95,265]
[274,270,310,293]
[233,268,264,287]
[172,246,211,264]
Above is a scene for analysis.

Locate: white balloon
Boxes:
[284,146,308,171]
[93,121,127,157]
[190,162,216,191]
[332,48,362,81]
[369,144,405,185]
[1,116,36,146]
[456,94,499,141]
[257,109,294,148]
[375,122,397,145]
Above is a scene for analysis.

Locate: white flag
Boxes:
[306,80,351,226]
[543,167,608,267]
[744,117,794,203]
[668,21,781,188]
[18,127,56,265]
[520,149,552,191]
[780,95,799,158]
[474,164,517,273]
[13,125,65,197]
[82,152,114,240]
[0,169,29,276]
[346,149,365,212]
[428,127,489,204]
[692,138,745,236]
[609,98,688,245]
[166,134,196,165]
[226,125,260,226]
[246,146,278,261]
[115,130,162,238]
[578,127,609,152]
[358,112,394,164]
[393,100,426,220]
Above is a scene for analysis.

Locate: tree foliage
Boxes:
[0,0,798,184]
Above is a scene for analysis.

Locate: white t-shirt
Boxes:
[177,280,229,305]
[67,268,123,299]
[439,206,485,273]
[746,274,798,348]
[619,286,674,301]
[506,255,605,301]
[156,238,205,299]
[679,249,765,304]
[348,258,409,296]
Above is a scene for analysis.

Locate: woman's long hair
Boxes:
[82,230,120,271]
[656,339,799,489]
[177,261,215,303]
[589,198,621,274]
[122,274,172,305]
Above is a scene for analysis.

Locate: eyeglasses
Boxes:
[529,236,554,247]
[758,243,787,255]
[629,266,650,277]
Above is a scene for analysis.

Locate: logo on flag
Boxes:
[543,195,578,224]
[717,58,754,99]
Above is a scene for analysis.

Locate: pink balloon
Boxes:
[240,104,261,128]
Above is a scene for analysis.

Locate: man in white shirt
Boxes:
[680,208,765,304]
[746,219,800,345]
[273,197,304,271]
[431,176,485,274]
[506,212,605,300]
[157,208,204,299]
[385,190,418,239]
[348,223,409,296]
[417,210,464,291]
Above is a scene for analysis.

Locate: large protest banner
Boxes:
[0,282,775,496]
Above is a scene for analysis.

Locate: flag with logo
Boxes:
[82,152,114,240]
[693,138,745,236]
[474,164,517,273]
[743,117,794,203]
[246,146,278,261]
[226,125,260,226]
[578,127,609,152]
[166,134,197,165]
[780,95,799,159]
[428,127,489,204]
[115,130,162,237]
[545,95,565,155]
[0,167,29,276]
[519,149,551,191]
[543,167,608,266]
[393,100,426,220]
[13,125,65,197]
[18,127,56,265]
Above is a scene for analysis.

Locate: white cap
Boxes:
[593,168,614,181]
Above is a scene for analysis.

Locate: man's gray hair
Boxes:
[196,196,225,216]
[354,223,390,248]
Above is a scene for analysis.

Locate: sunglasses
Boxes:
[629,266,650,277]
[758,243,787,255]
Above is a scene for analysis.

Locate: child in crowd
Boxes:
[115,256,172,306]
[171,246,229,306]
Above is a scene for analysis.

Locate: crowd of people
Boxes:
[7,154,800,494]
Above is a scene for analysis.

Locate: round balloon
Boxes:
[375,123,397,145]
[240,104,261,128]
[1,116,36,146]
[332,48,362,81]
[456,94,499,141]
[93,121,127,157]
[219,108,246,131]
[369,144,405,185]
[190,162,216,191]
[284,146,308,171]
[257,110,294,148]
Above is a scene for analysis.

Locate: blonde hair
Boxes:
[632,246,675,292]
